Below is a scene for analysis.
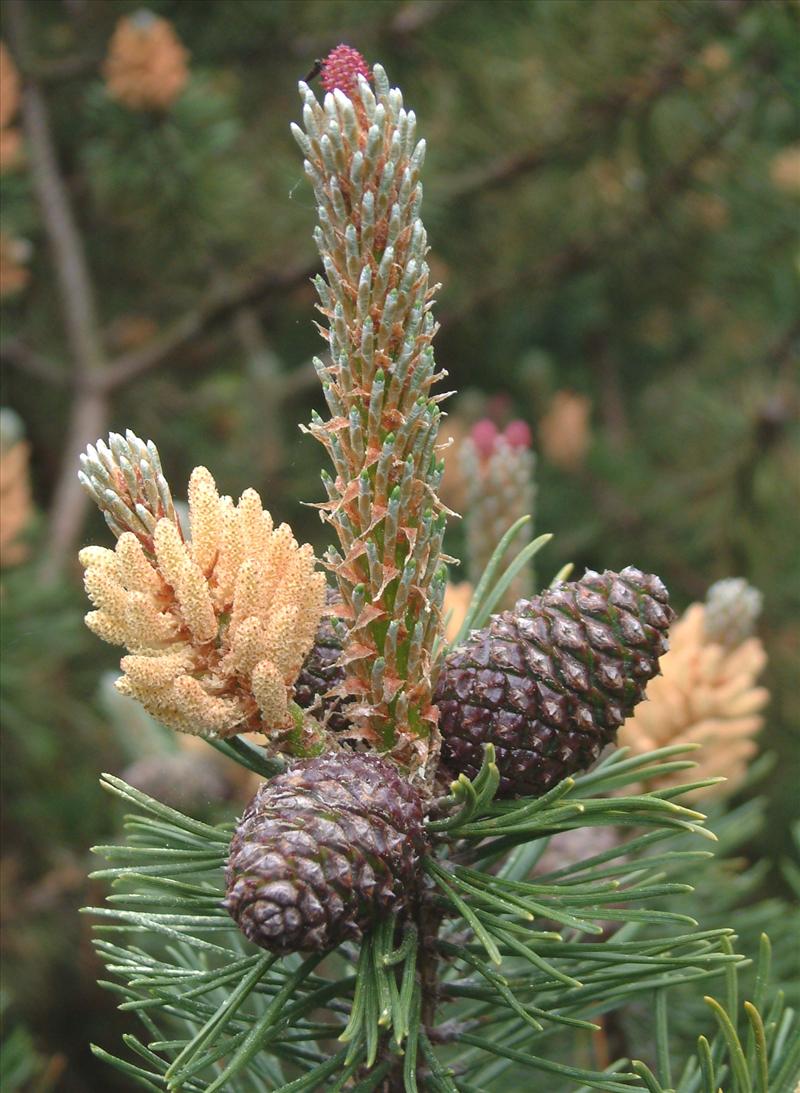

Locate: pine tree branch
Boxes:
[444,54,690,203]
[94,45,707,403]
[766,317,800,384]
[96,71,743,404]
[6,0,110,583]
[388,0,458,38]
[0,338,66,386]
[440,93,749,333]
[1,180,318,577]
[98,258,319,392]
[33,50,101,84]
[6,5,105,379]
[289,0,459,60]
[5,0,319,577]
[442,0,762,206]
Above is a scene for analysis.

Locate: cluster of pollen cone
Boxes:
[79,431,326,748]
[76,46,759,960]
[103,10,189,113]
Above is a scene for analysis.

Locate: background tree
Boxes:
[0,1,797,1089]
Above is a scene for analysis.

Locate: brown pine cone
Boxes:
[223,753,427,954]
[435,567,673,797]
[293,590,349,732]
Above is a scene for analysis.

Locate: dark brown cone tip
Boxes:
[435,566,674,798]
[223,753,427,955]
[293,588,350,732]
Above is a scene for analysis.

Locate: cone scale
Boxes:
[224,753,427,954]
[435,567,674,797]
[294,589,351,733]
[294,567,673,798]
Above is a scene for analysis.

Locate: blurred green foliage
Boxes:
[1,0,798,1088]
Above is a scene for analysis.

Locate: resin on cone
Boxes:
[435,567,674,797]
[224,753,427,954]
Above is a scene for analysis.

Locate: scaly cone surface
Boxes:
[435,567,674,797]
[293,586,351,733]
[224,752,427,954]
[292,49,450,773]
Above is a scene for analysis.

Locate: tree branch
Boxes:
[440,95,748,331]
[765,317,800,384]
[6,0,320,574]
[8,3,105,379]
[0,339,67,386]
[278,358,318,400]
[99,258,318,392]
[6,0,109,581]
[289,0,459,62]
[34,50,101,84]
[439,0,761,208]
[442,54,689,203]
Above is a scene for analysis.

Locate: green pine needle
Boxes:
[86,758,800,1092]
[452,517,537,644]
